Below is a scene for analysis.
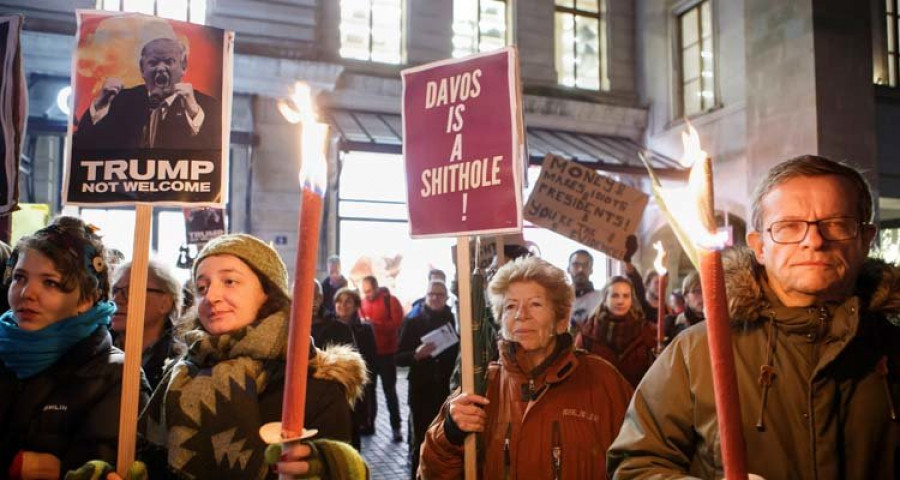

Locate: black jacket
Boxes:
[311,315,355,350]
[0,327,149,474]
[396,305,459,404]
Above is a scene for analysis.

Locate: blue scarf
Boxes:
[0,301,116,379]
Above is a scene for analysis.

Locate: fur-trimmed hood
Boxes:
[311,343,368,404]
[723,247,900,324]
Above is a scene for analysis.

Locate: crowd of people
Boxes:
[0,155,898,479]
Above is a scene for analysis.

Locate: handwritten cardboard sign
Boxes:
[525,155,648,260]
[401,47,524,238]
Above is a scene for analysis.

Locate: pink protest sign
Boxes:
[402,47,524,238]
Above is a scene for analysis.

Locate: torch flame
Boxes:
[652,241,667,275]
[279,82,328,193]
[658,123,728,250]
[680,123,708,168]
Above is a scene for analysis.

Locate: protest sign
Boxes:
[0,15,25,215]
[401,47,524,238]
[525,155,649,260]
[64,11,234,206]
[184,206,225,245]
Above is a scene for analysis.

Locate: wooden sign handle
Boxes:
[117,203,152,475]
[455,235,477,479]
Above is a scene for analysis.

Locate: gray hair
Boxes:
[750,155,874,231]
[113,258,183,326]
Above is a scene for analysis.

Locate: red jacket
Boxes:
[419,336,633,480]
[575,310,657,388]
[360,287,404,355]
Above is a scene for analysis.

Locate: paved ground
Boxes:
[361,366,413,479]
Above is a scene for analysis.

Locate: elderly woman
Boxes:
[575,275,657,387]
[0,217,144,478]
[110,258,183,390]
[140,234,368,478]
[419,257,633,479]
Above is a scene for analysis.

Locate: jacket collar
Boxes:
[723,247,900,325]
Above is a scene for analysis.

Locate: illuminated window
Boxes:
[452,0,508,58]
[555,0,608,91]
[887,0,900,86]
[96,0,206,24]
[340,0,404,64]
[678,0,716,116]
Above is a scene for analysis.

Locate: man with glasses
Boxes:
[110,259,183,390]
[396,280,458,479]
[609,155,900,479]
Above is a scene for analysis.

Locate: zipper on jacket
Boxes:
[503,422,512,480]
[551,421,562,480]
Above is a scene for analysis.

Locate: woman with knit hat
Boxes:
[140,233,369,479]
[0,216,142,478]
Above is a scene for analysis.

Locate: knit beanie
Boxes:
[192,234,290,299]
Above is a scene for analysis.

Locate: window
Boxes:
[678,1,715,116]
[452,0,509,58]
[555,0,608,91]
[340,0,404,64]
[338,151,455,306]
[886,0,900,86]
[97,0,206,24]
[78,207,192,283]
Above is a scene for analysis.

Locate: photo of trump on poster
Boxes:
[64,11,234,206]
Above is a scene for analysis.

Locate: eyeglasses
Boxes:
[766,216,866,244]
[112,286,167,300]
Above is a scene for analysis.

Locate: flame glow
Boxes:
[658,124,728,249]
[280,82,328,193]
[652,241,667,275]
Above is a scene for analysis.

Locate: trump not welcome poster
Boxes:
[64,11,234,206]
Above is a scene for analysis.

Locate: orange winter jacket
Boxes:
[419,336,633,480]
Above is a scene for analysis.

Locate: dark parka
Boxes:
[139,310,368,479]
[608,248,900,479]
[420,335,634,480]
[0,327,149,474]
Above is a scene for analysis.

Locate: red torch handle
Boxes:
[657,273,667,351]
[699,250,748,479]
[282,187,324,438]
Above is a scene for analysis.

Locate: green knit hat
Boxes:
[192,234,290,299]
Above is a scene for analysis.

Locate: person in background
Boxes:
[0,217,147,477]
[140,234,367,478]
[332,287,378,448]
[608,156,900,479]
[664,271,704,342]
[359,275,405,443]
[408,268,448,318]
[668,289,686,316]
[567,249,603,332]
[419,257,633,479]
[311,279,354,349]
[321,255,348,315]
[396,280,458,479]
[110,258,183,390]
[575,275,657,387]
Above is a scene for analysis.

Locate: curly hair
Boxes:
[9,216,110,304]
[488,256,574,327]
